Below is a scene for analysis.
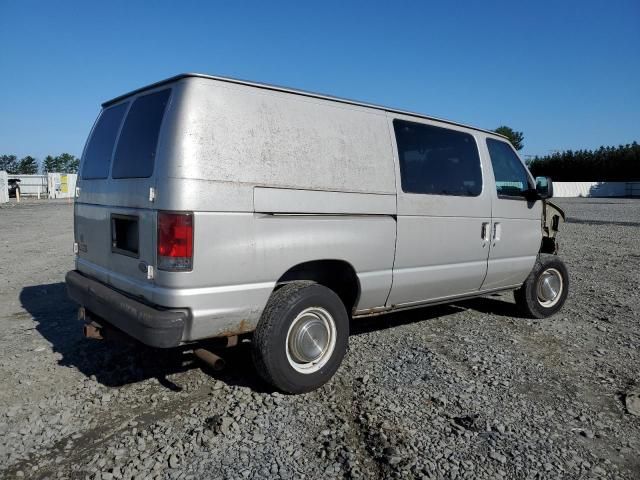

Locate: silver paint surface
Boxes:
[74,76,546,341]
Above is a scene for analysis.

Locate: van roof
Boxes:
[103,73,505,138]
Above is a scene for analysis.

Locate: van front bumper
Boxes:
[65,270,186,348]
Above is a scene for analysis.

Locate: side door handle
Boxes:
[493,222,502,242]
[481,222,490,242]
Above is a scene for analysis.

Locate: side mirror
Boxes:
[535,176,553,199]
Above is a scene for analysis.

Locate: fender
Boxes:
[540,200,565,254]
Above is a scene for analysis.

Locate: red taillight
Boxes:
[157,212,193,271]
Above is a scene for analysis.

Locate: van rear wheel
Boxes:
[514,255,569,319]
[252,281,349,394]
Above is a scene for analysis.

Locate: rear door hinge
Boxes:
[149,187,156,203]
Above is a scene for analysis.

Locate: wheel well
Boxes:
[276,260,361,314]
[540,237,558,255]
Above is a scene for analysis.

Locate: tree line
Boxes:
[528,142,640,181]
[0,153,79,175]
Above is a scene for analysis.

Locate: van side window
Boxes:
[81,103,128,179]
[393,120,482,196]
[486,138,531,198]
[112,89,171,179]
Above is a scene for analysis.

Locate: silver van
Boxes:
[66,74,568,393]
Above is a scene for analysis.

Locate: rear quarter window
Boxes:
[112,89,171,179]
[81,103,128,179]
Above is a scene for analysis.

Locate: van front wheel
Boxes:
[514,255,569,318]
[252,281,349,394]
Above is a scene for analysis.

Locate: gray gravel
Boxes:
[0,197,639,479]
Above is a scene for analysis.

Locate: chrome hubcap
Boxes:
[286,307,336,374]
[537,268,563,307]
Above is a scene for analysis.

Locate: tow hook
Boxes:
[79,307,104,340]
[83,322,103,340]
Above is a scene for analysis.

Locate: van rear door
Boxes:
[75,88,172,300]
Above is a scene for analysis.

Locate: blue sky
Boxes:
[1,0,638,162]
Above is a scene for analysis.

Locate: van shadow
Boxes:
[20,283,200,390]
[351,304,463,335]
[19,282,273,392]
[20,282,520,393]
[455,295,521,318]
[351,294,519,336]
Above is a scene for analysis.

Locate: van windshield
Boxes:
[112,89,171,179]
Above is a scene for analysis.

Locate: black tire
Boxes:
[252,281,349,394]
[514,255,569,319]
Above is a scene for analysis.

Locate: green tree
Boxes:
[17,156,39,174]
[56,153,79,173]
[42,155,58,173]
[529,142,639,181]
[42,153,79,173]
[494,126,525,151]
[0,154,19,173]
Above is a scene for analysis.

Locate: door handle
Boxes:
[481,222,490,242]
[493,222,502,242]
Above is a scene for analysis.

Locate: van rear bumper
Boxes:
[65,270,186,348]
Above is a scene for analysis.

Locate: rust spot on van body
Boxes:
[219,319,254,337]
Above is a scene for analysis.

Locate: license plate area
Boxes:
[111,214,139,258]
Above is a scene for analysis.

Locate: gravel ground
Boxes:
[0,197,639,479]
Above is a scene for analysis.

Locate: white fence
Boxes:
[2,173,78,199]
[553,182,640,198]
[47,173,77,199]
[0,171,8,203]
[7,174,48,198]
[627,182,640,197]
